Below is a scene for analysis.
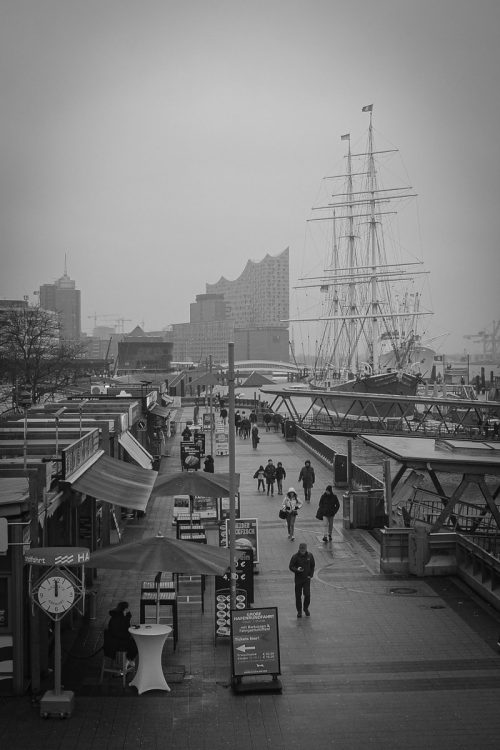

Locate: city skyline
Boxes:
[0,2,499,357]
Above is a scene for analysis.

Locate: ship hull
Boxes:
[311,372,419,418]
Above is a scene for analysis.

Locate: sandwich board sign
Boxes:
[230,607,282,693]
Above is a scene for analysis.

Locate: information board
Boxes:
[215,430,229,456]
[231,607,281,677]
[192,430,206,456]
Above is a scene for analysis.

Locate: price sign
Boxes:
[214,587,247,638]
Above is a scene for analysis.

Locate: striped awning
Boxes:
[69,454,157,512]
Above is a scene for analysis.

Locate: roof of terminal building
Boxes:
[361,435,500,474]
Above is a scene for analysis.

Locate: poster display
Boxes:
[180,441,201,470]
[215,430,229,456]
[219,518,259,564]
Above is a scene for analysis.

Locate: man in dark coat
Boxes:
[289,543,315,617]
[316,484,340,542]
[106,601,138,669]
[264,458,277,496]
[298,460,315,503]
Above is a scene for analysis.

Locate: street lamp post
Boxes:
[227,344,236,612]
[208,355,214,457]
[18,386,33,473]
[79,399,89,438]
[53,408,66,469]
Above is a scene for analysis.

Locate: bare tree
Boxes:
[0,306,85,408]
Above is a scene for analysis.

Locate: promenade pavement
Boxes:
[2,408,500,749]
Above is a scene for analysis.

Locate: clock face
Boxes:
[37,575,76,614]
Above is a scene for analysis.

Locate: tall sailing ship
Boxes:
[290,105,434,416]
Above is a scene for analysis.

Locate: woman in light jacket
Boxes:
[281,487,302,541]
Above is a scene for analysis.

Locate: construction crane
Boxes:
[464,320,500,361]
[114,318,132,333]
[87,313,121,327]
[87,314,131,333]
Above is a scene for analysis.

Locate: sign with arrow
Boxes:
[230,607,280,678]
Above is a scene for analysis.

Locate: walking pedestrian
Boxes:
[264,458,277,496]
[240,417,251,439]
[263,412,272,432]
[281,487,302,540]
[275,461,286,494]
[298,459,315,503]
[251,424,260,449]
[316,484,340,542]
[253,465,266,492]
[220,407,228,425]
[289,543,315,618]
[203,454,215,473]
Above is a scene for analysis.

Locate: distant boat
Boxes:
[290,106,434,416]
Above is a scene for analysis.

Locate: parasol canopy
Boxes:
[86,533,233,576]
[152,470,239,498]
[241,370,275,387]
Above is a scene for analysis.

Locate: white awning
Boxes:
[149,403,171,419]
[118,430,154,469]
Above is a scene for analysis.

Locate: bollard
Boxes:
[86,590,97,621]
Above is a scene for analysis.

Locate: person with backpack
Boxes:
[264,458,277,496]
[316,484,340,542]
[275,461,286,494]
[253,465,265,492]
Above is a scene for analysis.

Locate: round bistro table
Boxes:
[128,624,172,694]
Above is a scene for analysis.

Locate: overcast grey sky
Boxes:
[0,0,499,355]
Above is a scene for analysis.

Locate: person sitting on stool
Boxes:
[106,601,138,671]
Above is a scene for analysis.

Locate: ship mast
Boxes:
[366,108,380,373]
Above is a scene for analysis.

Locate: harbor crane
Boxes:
[464,320,500,361]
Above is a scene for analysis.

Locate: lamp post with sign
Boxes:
[53,408,66,467]
[78,399,89,438]
[18,386,32,472]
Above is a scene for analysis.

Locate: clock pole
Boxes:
[24,547,89,719]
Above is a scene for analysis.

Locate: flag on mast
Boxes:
[362,104,373,112]
[341,133,350,140]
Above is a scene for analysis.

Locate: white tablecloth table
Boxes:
[129,624,172,694]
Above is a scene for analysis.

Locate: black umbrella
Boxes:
[86,533,237,622]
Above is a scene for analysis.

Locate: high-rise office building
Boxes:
[39,266,81,342]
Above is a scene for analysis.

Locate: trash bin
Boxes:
[284,420,297,441]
